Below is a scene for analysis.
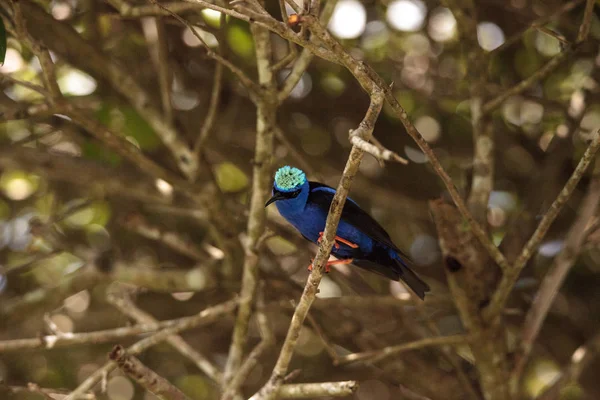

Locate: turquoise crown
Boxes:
[274,166,306,192]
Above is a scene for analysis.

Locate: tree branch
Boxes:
[335,335,469,365]
[109,344,192,400]
[63,299,236,400]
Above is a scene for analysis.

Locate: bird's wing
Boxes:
[308,181,411,259]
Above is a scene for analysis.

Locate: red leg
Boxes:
[307,258,354,273]
[334,236,359,249]
[317,232,358,249]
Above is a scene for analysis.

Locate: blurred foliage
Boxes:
[0,0,600,400]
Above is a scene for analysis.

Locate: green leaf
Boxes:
[0,17,6,65]
[95,102,161,150]
[215,162,249,193]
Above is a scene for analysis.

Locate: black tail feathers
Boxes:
[395,259,430,300]
[352,257,430,300]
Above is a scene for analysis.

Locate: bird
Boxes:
[265,166,430,300]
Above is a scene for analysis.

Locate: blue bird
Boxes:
[265,166,430,300]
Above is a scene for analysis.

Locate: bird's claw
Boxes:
[307,259,331,273]
[317,232,358,249]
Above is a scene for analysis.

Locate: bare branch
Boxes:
[63,300,236,400]
[0,298,236,353]
[278,381,359,398]
[335,335,469,365]
[109,344,192,400]
[349,130,409,165]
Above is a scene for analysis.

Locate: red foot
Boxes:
[317,232,359,249]
[308,258,354,273]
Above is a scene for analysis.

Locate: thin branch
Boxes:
[0,299,236,353]
[152,18,174,125]
[335,335,469,365]
[483,47,575,113]
[118,212,210,261]
[109,345,192,400]
[222,16,277,385]
[148,0,261,99]
[250,89,385,400]
[5,386,95,400]
[195,11,226,157]
[349,130,409,165]
[1,73,50,97]
[276,0,338,103]
[107,287,224,383]
[484,0,594,114]
[11,0,61,101]
[21,0,197,179]
[491,0,583,53]
[221,285,273,400]
[511,172,600,383]
[577,0,596,42]
[63,300,236,400]
[278,381,359,398]
[194,62,223,154]
[106,0,206,18]
[485,130,600,320]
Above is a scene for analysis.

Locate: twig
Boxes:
[107,287,224,383]
[5,386,95,400]
[21,0,198,179]
[484,130,600,320]
[577,0,596,43]
[1,73,50,97]
[443,0,494,225]
[153,18,174,125]
[511,172,600,383]
[484,0,594,114]
[250,89,385,400]
[278,381,359,398]
[335,335,469,365]
[194,62,223,153]
[109,344,192,400]
[491,0,583,53]
[276,0,338,103]
[221,285,273,400]
[106,0,205,18]
[305,313,340,361]
[63,300,236,400]
[349,130,409,165]
[0,299,236,352]
[222,8,278,385]
[148,0,260,99]
[118,212,209,261]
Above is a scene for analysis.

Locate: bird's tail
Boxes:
[353,254,430,300]
[393,258,430,300]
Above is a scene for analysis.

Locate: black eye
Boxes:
[290,189,301,198]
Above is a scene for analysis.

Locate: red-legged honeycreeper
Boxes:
[265,166,430,300]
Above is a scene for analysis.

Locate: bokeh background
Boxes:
[1,0,600,399]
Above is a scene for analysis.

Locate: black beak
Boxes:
[265,192,286,208]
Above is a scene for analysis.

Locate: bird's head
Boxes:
[265,166,309,209]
